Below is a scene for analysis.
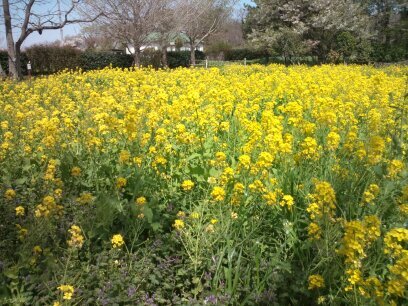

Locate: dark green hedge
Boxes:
[0,51,28,75]
[168,51,205,68]
[26,45,81,74]
[0,46,207,76]
[224,48,270,61]
[79,52,133,71]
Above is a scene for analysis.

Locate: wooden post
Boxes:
[244,58,247,66]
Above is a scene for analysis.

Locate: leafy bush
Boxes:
[168,51,205,68]
[224,48,270,61]
[140,49,162,69]
[79,51,133,70]
[25,45,81,74]
[0,50,28,76]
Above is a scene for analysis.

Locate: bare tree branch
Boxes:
[2,0,101,79]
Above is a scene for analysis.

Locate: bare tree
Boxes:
[176,0,235,66]
[206,17,246,48]
[83,0,171,68]
[154,2,179,68]
[0,36,5,77]
[79,24,118,51]
[1,0,101,79]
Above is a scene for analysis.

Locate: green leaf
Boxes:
[209,168,220,177]
[144,205,153,223]
[3,266,19,280]
[15,177,27,185]
[151,222,161,231]
[187,153,202,161]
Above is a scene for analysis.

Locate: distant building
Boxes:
[126,33,204,54]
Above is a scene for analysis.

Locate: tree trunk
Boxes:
[0,62,6,78]
[3,0,22,79]
[161,46,168,68]
[133,48,141,68]
[190,44,196,67]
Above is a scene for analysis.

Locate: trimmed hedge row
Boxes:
[224,48,270,61]
[79,52,134,71]
[0,47,206,76]
[0,51,28,75]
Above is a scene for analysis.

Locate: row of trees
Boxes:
[243,0,408,63]
[81,0,234,68]
[1,0,235,79]
[2,0,406,79]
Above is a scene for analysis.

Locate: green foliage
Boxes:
[0,51,28,76]
[25,45,81,74]
[244,0,408,63]
[224,48,270,61]
[140,49,162,68]
[0,47,207,76]
[0,65,407,305]
[335,32,357,61]
[205,41,233,59]
[167,51,205,68]
[79,51,133,71]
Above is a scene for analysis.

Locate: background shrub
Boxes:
[26,45,81,74]
[0,50,28,76]
[224,48,270,61]
[168,50,205,68]
[79,51,133,71]
[0,46,208,76]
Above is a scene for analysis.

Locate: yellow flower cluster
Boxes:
[306,180,337,240]
[4,188,16,200]
[70,166,81,177]
[111,234,125,248]
[308,274,325,290]
[211,186,226,202]
[67,225,84,249]
[34,195,63,218]
[362,184,380,205]
[15,206,25,216]
[339,216,381,265]
[44,159,59,182]
[181,180,195,191]
[173,219,185,230]
[387,159,404,178]
[338,216,381,292]
[57,284,74,300]
[0,65,406,304]
[116,177,127,189]
[136,196,147,206]
[307,181,337,220]
[76,192,94,205]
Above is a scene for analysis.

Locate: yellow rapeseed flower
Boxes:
[70,166,81,177]
[4,189,16,200]
[308,274,325,290]
[57,284,74,300]
[111,234,125,248]
[173,219,185,230]
[15,206,25,216]
[181,180,194,191]
[211,186,226,202]
[116,177,127,189]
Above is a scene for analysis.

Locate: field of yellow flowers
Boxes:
[0,64,407,305]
